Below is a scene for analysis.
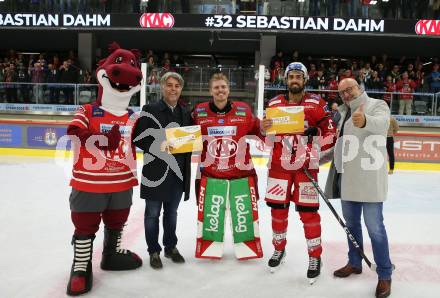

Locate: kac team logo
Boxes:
[139,13,175,28]
[207,137,238,159]
[415,20,440,35]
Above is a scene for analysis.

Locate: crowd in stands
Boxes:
[0,49,95,104]
[1,47,439,115]
[1,1,439,19]
[269,51,440,115]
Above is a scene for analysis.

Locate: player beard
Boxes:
[288,84,304,95]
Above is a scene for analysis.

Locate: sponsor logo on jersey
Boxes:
[207,126,237,136]
[235,111,246,116]
[298,182,319,204]
[218,118,225,124]
[92,106,104,117]
[266,177,288,201]
[207,137,238,159]
[199,118,214,125]
[230,118,245,123]
[196,107,206,112]
[236,106,247,111]
[198,112,208,117]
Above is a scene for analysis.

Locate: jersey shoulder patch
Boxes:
[268,95,285,107]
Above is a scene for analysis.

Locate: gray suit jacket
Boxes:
[324,92,390,202]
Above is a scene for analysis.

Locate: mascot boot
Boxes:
[67,235,95,296]
[100,227,143,270]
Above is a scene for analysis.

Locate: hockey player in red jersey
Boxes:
[65,43,142,296]
[262,62,336,283]
[192,73,269,260]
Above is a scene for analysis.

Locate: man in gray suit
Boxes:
[325,78,393,298]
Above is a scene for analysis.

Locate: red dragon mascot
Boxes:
[66,42,143,296]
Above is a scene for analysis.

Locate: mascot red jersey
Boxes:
[66,42,143,296]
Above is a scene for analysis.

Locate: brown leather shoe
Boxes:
[375,279,391,298]
[333,264,362,277]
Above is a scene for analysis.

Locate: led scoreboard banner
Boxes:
[0,13,439,37]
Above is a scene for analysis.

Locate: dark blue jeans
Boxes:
[341,200,393,280]
[144,189,183,255]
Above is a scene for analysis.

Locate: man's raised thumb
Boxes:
[356,102,365,113]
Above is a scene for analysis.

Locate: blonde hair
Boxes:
[209,73,229,89]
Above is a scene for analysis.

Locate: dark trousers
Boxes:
[386,136,395,170]
[144,180,183,254]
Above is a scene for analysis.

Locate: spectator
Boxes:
[309,0,321,16]
[339,69,354,82]
[46,63,60,104]
[414,63,425,90]
[271,61,284,85]
[406,63,416,81]
[59,60,77,104]
[361,0,370,18]
[370,55,378,69]
[328,61,338,78]
[360,62,372,81]
[365,70,383,92]
[331,101,341,125]
[383,75,396,107]
[428,63,440,93]
[376,63,387,81]
[4,63,18,102]
[30,62,45,103]
[345,0,359,17]
[326,74,339,104]
[327,0,340,16]
[388,64,400,82]
[396,71,417,115]
[16,63,30,103]
[270,51,286,70]
[387,114,399,175]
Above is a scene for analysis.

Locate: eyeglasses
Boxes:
[338,85,357,96]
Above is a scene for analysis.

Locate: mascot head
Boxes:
[96,42,142,115]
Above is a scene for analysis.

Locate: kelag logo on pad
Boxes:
[139,13,174,28]
[415,20,440,35]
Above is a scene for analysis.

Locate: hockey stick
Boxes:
[302,167,377,271]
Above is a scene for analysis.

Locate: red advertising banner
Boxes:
[394,133,440,163]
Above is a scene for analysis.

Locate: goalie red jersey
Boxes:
[192,100,260,179]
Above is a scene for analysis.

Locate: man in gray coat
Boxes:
[325,78,393,298]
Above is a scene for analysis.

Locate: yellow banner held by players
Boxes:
[266,106,305,134]
[165,125,202,154]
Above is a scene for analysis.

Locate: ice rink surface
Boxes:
[1,156,439,298]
